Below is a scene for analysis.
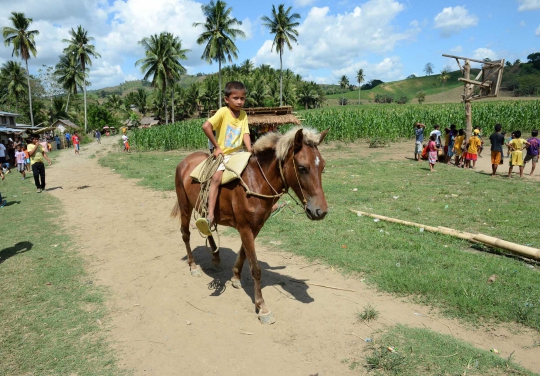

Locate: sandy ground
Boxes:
[44,135,540,375]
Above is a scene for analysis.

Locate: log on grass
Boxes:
[349,209,540,261]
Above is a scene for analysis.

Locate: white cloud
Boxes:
[536,25,540,36]
[450,45,463,54]
[518,0,540,11]
[253,0,418,81]
[472,48,497,62]
[434,6,478,37]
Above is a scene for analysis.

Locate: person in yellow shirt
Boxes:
[27,136,52,193]
[464,129,483,169]
[453,129,465,167]
[198,81,252,235]
[507,130,530,178]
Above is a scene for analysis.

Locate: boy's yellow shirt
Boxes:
[208,107,249,155]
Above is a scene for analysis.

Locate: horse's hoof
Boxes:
[191,268,202,277]
[258,312,276,325]
[231,279,241,289]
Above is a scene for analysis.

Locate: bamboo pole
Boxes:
[349,209,540,261]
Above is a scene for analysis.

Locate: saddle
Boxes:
[190,152,252,185]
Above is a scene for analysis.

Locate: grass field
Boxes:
[0,152,122,376]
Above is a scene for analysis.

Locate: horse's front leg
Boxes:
[231,245,246,289]
[238,229,275,324]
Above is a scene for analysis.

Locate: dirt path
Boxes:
[46,136,539,375]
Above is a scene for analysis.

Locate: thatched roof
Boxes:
[52,119,80,129]
[248,114,301,127]
[140,117,160,126]
[209,106,300,127]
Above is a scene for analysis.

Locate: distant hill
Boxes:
[88,75,207,97]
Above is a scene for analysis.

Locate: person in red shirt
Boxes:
[72,132,80,155]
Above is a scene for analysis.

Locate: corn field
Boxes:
[130,100,540,150]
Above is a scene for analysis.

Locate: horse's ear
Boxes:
[293,128,304,154]
[319,128,330,144]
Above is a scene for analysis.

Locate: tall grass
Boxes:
[129,101,540,150]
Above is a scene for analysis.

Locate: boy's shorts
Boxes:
[217,151,243,171]
[524,154,538,163]
[75,144,80,150]
[25,158,30,164]
[415,141,422,154]
[17,163,25,172]
[491,151,502,165]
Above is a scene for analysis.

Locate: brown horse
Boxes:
[171,127,329,324]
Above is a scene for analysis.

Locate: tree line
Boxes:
[0,1,333,133]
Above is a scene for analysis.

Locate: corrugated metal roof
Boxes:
[0,111,20,117]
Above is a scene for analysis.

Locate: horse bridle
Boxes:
[277,152,308,209]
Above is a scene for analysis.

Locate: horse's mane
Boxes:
[253,126,321,161]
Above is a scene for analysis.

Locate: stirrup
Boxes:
[195,218,213,237]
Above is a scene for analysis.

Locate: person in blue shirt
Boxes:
[414,122,426,161]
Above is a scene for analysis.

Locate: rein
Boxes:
[226,151,308,212]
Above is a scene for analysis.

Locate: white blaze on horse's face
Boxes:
[315,156,320,168]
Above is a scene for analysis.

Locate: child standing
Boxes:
[507,130,530,178]
[122,133,130,152]
[15,144,26,180]
[489,123,505,176]
[413,122,425,161]
[72,132,80,155]
[464,129,483,169]
[453,129,465,167]
[427,134,438,171]
[197,81,252,235]
[23,145,30,171]
[523,129,539,176]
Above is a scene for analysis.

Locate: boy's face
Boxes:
[224,89,246,111]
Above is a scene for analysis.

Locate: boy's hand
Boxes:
[213,147,223,158]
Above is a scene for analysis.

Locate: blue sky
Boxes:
[1,0,539,90]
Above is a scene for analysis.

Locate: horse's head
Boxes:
[283,128,329,220]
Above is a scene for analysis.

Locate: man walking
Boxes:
[27,136,52,193]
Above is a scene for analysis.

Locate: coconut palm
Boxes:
[166,33,189,123]
[55,53,84,112]
[261,4,301,107]
[0,60,28,110]
[193,0,245,107]
[356,68,365,104]
[240,59,254,75]
[136,32,189,124]
[63,26,101,133]
[2,12,39,125]
[135,88,149,116]
[439,69,450,92]
[339,75,349,105]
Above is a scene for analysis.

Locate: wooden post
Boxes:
[463,60,473,137]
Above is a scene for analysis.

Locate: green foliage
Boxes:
[357,304,379,322]
[130,119,207,151]
[298,100,540,142]
[87,103,119,131]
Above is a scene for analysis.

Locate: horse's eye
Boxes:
[298,165,308,174]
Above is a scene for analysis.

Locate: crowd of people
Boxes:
[414,122,539,177]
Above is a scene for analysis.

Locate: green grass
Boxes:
[357,304,379,322]
[0,160,122,375]
[97,148,540,334]
[361,324,538,375]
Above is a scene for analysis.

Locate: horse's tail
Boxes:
[170,201,181,220]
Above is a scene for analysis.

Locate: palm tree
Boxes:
[0,60,28,110]
[240,59,254,75]
[356,68,365,104]
[339,75,349,105]
[135,88,149,116]
[261,4,301,107]
[2,12,39,126]
[439,69,450,92]
[55,53,84,112]
[136,32,189,124]
[166,33,189,123]
[62,26,101,133]
[193,0,245,107]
